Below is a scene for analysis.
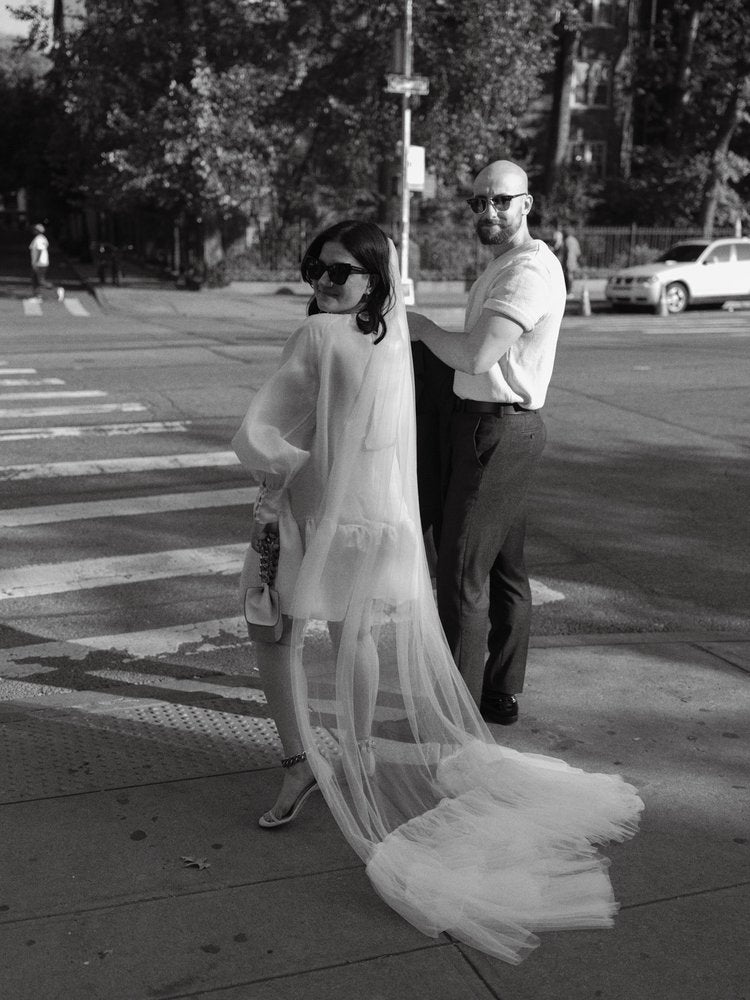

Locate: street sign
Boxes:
[407,145,425,190]
[385,73,430,96]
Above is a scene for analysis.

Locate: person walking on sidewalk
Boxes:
[29,223,64,302]
[408,159,566,725]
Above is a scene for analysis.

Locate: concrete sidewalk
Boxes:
[1,632,748,999]
[3,268,747,998]
[86,273,610,329]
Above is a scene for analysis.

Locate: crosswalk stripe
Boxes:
[63,297,90,317]
[0,449,240,480]
[19,299,90,317]
[0,486,255,527]
[0,389,106,400]
[0,378,66,387]
[0,543,247,599]
[530,580,565,605]
[0,419,192,443]
[0,618,250,669]
[0,368,38,374]
[0,401,147,419]
[0,543,560,605]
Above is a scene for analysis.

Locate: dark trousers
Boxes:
[436,409,546,706]
[411,343,455,546]
[31,266,53,294]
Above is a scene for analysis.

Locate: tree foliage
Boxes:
[9,0,556,231]
[627,0,750,228]
[11,0,749,241]
[43,0,283,220]
[0,38,53,197]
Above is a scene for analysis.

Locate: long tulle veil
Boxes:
[287,240,642,963]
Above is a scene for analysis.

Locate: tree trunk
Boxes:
[202,210,224,270]
[615,0,642,179]
[52,0,64,40]
[671,0,703,121]
[698,78,747,235]
[544,16,577,196]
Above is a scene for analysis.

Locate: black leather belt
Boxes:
[454,399,535,414]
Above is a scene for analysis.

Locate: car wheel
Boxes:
[665,282,688,314]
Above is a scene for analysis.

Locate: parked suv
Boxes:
[605,237,750,313]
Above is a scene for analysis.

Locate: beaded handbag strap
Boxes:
[281,751,307,768]
[257,533,280,587]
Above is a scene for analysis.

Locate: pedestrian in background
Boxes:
[96,243,121,286]
[549,218,563,259]
[408,159,566,725]
[561,224,582,295]
[29,223,64,302]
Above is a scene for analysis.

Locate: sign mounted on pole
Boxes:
[385,73,430,96]
[407,145,425,191]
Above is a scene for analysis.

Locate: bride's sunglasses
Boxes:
[303,258,370,285]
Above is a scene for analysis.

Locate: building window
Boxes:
[569,139,607,177]
[572,60,611,107]
[581,0,615,25]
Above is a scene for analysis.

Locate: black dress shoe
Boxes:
[480,694,519,725]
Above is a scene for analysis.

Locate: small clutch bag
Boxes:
[244,533,283,643]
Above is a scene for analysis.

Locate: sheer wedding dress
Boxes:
[232,241,643,964]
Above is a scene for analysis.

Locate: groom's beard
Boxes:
[476,215,522,247]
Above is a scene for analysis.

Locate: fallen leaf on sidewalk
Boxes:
[181,856,211,870]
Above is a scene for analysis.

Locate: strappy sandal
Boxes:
[358,738,376,777]
[258,751,319,828]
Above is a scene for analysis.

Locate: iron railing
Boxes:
[234,223,739,281]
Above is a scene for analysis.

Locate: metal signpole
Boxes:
[400,0,413,288]
[385,0,429,305]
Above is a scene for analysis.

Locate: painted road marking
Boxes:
[63,297,90,317]
[0,419,191,443]
[0,450,239,480]
[0,543,247,599]
[19,298,90,317]
[0,389,106,400]
[68,617,250,656]
[0,401,147,420]
[530,580,565,605]
[0,378,62,387]
[0,368,37,375]
[0,618,251,672]
[0,544,562,606]
[0,624,243,670]
[0,486,254,527]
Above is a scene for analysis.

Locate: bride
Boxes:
[232,219,643,964]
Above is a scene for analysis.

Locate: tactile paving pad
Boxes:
[0,700,283,802]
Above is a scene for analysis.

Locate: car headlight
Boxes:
[635,275,660,285]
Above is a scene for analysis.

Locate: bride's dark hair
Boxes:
[302,220,394,344]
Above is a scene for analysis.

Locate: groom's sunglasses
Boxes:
[303,258,370,285]
[466,193,527,213]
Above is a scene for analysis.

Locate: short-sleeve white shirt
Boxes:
[454,239,566,409]
[29,234,50,267]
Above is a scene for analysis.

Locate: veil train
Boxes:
[284,241,643,962]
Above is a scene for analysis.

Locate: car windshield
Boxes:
[656,243,707,263]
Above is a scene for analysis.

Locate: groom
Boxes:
[409,159,565,724]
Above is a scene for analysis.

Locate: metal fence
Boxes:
[229,223,739,281]
[572,226,737,274]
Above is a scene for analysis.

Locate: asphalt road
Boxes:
[1,289,748,696]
